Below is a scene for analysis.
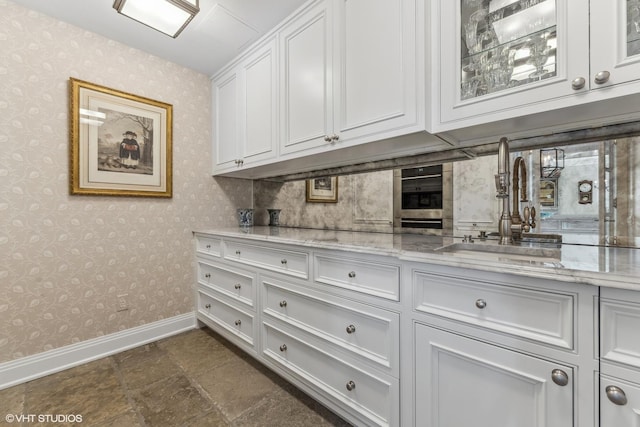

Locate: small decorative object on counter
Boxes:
[236,208,254,227]
[267,209,281,226]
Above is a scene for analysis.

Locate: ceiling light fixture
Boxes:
[113,0,199,38]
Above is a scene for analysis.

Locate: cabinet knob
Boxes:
[234,320,242,326]
[606,385,628,406]
[324,135,332,142]
[204,273,211,278]
[346,324,356,334]
[234,284,241,290]
[571,77,586,90]
[551,369,569,386]
[346,380,356,391]
[206,244,211,249]
[331,134,339,141]
[205,303,211,309]
[235,250,241,256]
[348,271,356,278]
[279,344,287,352]
[279,300,287,308]
[475,299,487,309]
[281,259,287,265]
[594,70,611,85]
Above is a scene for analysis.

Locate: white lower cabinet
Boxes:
[415,323,573,427]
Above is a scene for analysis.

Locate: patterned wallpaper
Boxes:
[0,0,252,363]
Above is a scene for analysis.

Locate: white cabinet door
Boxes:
[432,0,590,130]
[590,0,640,89]
[212,69,240,170]
[415,323,573,427]
[241,38,278,165]
[600,375,640,427]
[333,0,419,142]
[279,0,333,155]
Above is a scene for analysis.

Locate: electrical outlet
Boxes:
[117,294,129,312]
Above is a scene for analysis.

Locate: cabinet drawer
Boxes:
[314,254,400,301]
[198,290,254,347]
[198,261,255,308]
[601,290,640,369]
[224,240,308,279]
[263,322,397,427]
[195,235,222,257]
[413,270,574,349]
[262,277,399,373]
[600,375,640,426]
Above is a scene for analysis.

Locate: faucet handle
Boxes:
[523,206,530,222]
[530,206,536,229]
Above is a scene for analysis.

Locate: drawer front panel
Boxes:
[224,240,308,279]
[314,254,400,300]
[263,322,397,427]
[413,271,574,349]
[601,297,640,369]
[198,261,255,308]
[195,235,222,257]
[198,290,254,346]
[263,278,398,372]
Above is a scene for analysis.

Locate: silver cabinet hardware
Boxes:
[571,77,586,90]
[346,380,356,391]
[281,259,287,265]
[206,244,211,249]
[348,271,356,278]
[204,273,211,278]
[204,304,211,309]
[606,385,628,406]
[324,135,332,142]
[331,134,339,141]
[234,284,241,290]
[551,369,569,386]
[235,250,241,255]
[279,344,287,352]
[279,300,287,308]
[475,299,487,309]
[594,70,611,85]
[346,324,356,334]
[234,320,241,326]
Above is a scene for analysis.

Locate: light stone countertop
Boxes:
[194,226,640,291]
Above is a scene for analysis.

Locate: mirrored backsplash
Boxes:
[253,137,639,249]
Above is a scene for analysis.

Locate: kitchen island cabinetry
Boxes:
[600,287,640,426]
[429,0,640,145]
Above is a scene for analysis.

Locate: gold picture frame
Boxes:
[69,78,173,197]
[539,178,558,208]
[306,177,338,203]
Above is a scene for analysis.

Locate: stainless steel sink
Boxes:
[435,241,562,263]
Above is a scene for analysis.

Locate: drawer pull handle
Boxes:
[234,284,241,290]
[346,324,356,334]
[281,259,287,265]
[279,300,287,308]
[551,369,569,387]
[234,320,241,326]
[205,304,211,309]
[204,273,211,278]
[606,385,628,406]
[235,250,241,255]
[346,380,356,391]
[206,244,211,249]
[475,299,487,309]
[348,271,356,278]
[279,344,287,352]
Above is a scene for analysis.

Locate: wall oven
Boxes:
[393,164,452,232]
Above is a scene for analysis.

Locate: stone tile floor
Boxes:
[0,328,352,426]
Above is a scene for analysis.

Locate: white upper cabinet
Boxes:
[430,0,640,141]
[280,0,422,157]
[212,37,277,173]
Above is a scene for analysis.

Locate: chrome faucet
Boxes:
[495,137,512,245]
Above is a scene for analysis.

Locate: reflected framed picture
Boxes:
[539,179,558,208]
[306,177,338,203]
[69,78,173,197]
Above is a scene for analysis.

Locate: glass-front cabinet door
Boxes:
[433,0,589,130]
[590,0,640,89]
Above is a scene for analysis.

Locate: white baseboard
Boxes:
[0,312,197,391]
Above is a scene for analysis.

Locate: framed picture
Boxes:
[306,177,338,203]
[69,78,173,197]
[539,179,558,208]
